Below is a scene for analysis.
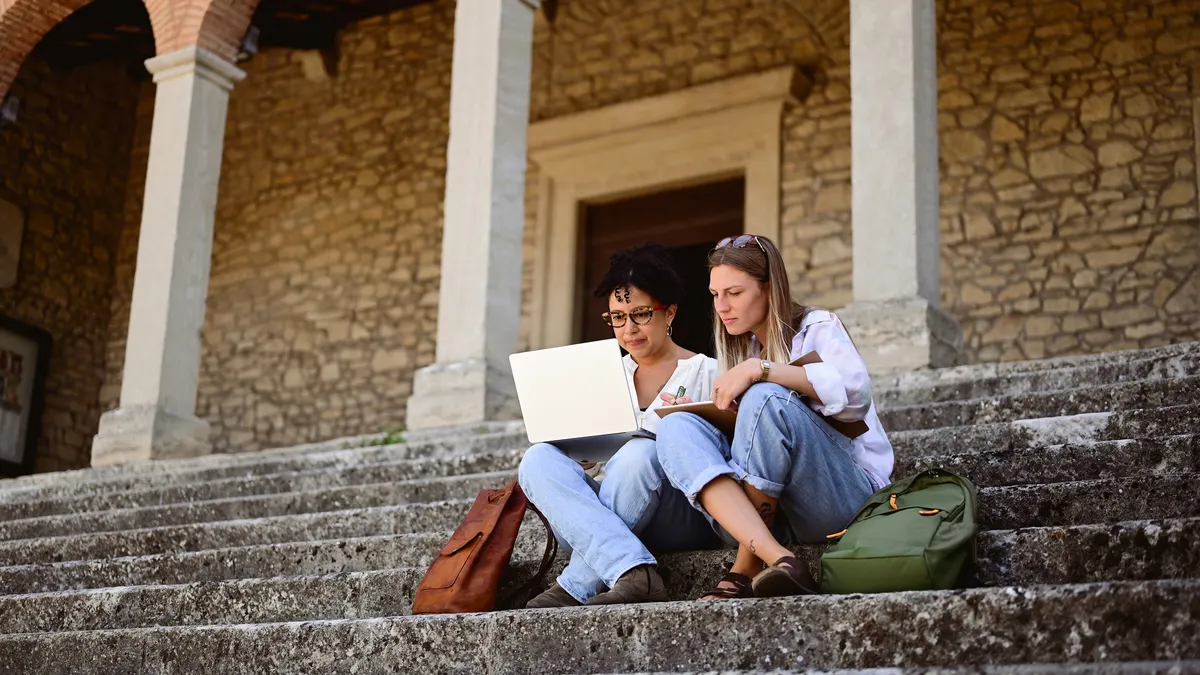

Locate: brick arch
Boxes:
[150,0,259,62]
[0,0,95,98]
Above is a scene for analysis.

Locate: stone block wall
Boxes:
[87,0,1197,457]
[106,1,454,453]
[937,0,1200,361]
[0,56,139,472]
[519,0,1200,363]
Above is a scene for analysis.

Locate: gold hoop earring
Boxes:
[667,324,674,337]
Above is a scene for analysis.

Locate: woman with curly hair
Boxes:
[518,244,721,608]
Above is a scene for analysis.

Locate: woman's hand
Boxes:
[659,392,694,406]
[713,359,762,411]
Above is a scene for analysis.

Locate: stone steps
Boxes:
[0,342,1194,673]
[0,517,1194,633]
[4,431,1194,536]
[0,515,1192,597]
[616,665,1200,675]
[1,359,1190,503]
[880,376,1200,432]
[0,454,524,526]
[0,430,529,503]
[0,579,1194,673]
[1,472,1196,567]
[889,404,1200,457]
[874,342,1200,407]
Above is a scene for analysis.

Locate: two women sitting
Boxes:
[519,236,893,606]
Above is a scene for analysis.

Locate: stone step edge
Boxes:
[1,578,1194,638]
[4,471,1196,558]
[4,460,1198,546]
[8,432,1197,528]
[0,430,530,502]
[605,663,1200,675]
[3,516,1194,599]
[880,374,1200,418]
[0,447,529,519]
[873,341,1200,392]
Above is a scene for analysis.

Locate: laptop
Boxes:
[509,339,648,463]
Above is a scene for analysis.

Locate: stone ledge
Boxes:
[0,580,1194,672]
[91,406,211,467]
[837,297,964,374]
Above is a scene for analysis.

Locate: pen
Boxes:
[675,386,686,400]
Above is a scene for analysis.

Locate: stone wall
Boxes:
[937,0,1200,361]
[93,0,1198,457]
[106,1,454,453]
[520,0,1200,363]
[0,56,139,472]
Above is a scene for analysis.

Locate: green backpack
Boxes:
[819,469,978,594]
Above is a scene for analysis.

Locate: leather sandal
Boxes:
[751,556,819,598]
[699,571,754,601]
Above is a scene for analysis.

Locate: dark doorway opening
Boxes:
[579,177,745,357]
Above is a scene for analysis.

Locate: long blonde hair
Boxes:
[708,235,811,373]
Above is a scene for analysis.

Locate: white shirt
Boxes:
[623,353,719,434]
[755,310,894,486]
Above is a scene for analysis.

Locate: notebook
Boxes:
[654,351,870,439]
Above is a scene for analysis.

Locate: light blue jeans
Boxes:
[518,438,722,603]
[656,382,880,546]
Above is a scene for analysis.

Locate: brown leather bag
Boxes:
[412,481,556,614]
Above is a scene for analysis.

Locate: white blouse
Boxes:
[755,310,894,487]
[623,353,719,434]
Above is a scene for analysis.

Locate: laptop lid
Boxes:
[509,339,640,444]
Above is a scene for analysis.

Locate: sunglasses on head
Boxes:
[715,234,767,254]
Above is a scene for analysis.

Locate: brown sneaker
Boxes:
[525,583,583,609]
[585,565,668,606]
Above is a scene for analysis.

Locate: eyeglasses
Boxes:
[715,234,767,253]
[602,305,668,328]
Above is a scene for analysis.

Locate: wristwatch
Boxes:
[758,359,772,382]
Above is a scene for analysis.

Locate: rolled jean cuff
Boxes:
[724,457,783,499]
[680,464,739,512]
[739,472,785,499]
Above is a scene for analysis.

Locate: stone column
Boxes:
[91,47,245,466]
[405,0,538,430]
[838,0,963,373]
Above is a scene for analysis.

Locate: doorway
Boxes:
[578,177,744,357]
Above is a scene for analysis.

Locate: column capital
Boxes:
[145,46,247,91]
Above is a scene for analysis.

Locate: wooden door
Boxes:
[579,177,744,357]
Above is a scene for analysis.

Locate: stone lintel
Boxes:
[837,297,963,374]
[405,359,520,431]
[91,405,211,467]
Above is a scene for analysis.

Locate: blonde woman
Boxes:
[655,234,893,600]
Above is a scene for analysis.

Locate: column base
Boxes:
[837,297,963,373]
[405,359,520,431]
[91,405,211,467]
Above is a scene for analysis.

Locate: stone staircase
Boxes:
[0,344,1196,673]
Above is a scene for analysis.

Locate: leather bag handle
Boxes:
[501,500,558,607]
